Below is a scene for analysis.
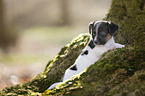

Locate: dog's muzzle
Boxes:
[94,40,106,45]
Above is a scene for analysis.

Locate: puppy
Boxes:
[48,20,125,89]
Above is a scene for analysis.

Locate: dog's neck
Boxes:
[104,37,115,47]
[89,36,115,49]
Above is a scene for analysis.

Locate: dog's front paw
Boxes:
[121,45,125,48]
[115,43,125,48]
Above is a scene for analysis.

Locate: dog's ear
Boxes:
[107,21,119,35]
[89,22,94,34]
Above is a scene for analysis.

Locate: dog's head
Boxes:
[89,20,118,45]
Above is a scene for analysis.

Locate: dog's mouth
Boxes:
[93,40,106,45]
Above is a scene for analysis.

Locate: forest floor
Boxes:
[0,26,86,90]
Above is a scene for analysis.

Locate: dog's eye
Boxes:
[100,32,106,36]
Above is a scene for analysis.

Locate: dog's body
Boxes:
[48,21,125,89]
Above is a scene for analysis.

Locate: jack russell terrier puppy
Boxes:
[48,20,125,89]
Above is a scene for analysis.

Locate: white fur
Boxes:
[48,82,62,89]
[48,37,125,89]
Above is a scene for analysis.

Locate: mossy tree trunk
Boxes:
[105,0,145,48]
[0,0,145,95]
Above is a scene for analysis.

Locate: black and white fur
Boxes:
[48,20,125,89]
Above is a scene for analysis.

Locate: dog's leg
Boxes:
[114,43,125,48]
[63,68,78,81]
[48,82,62,89]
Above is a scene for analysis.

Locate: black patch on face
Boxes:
[70,65,77,71]
[93,22,109,45]
[88,40,95,49]
[81,50,88,55]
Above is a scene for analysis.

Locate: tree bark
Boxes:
[0,0,6,49]
[0,0,145,95]
[0,0,16,52]
[60,0,70,25]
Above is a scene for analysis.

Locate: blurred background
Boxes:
[0,0,111,89]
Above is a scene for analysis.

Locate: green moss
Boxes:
[107,70,145,96]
